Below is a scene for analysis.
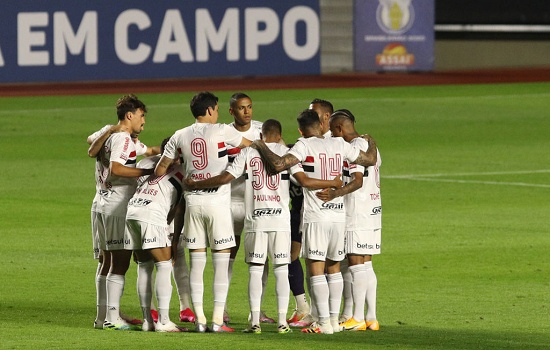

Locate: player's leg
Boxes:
[172,240,195,322]
[270,230,291,333]
[339,257,353,321]
[340,253,368,331]
[364,228,381,331]
[326,259,343,332]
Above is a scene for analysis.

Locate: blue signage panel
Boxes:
[0,0,320,83]
[354,0,434,71]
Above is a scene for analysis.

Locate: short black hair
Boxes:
[330,109,356,123]
[297,109,321,131]
[310,98,334,114]
[262,119,282,137]
[190,91,218,118]
[116,94,147,120]
[229,92,251,108]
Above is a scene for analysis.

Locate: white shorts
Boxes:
[345,229,382,255]
[97,212,128,251]
[126,219,172,250]
[244,231,291,265]
[91,209,100,260]
[183,204,236,250]
[301,222,345,262]
[231,201,245,237]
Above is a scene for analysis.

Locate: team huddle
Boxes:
[88,92,382,334]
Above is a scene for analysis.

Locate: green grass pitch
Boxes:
[0,82,549,349]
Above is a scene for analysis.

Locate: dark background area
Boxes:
[435,0,550,39]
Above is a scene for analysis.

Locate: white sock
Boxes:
[172,248,191,310]
[261,260,269,307]
[306,268,318,318]
[155,260,173,324]
[295,293,309,314]
[189,252,207,324]
[212,252,230,325]
[326,272,343,320]
[365,261,378,321]
[95,274,107,324]
[273,264,290,326]
[309,275,329,319]
[106,273,125,322]
[137,260,154,322]
[340,259,353,318]
[248,265,264,325]
[349,264,368,321]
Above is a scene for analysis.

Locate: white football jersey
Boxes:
[163,123,243,206]
[226,143,292,232]
[126,155,185,226]
[227,120,263,203]
[95,132,139,215]
[89,124,112,208]
[289,136,360,223]
[343,137,382,230]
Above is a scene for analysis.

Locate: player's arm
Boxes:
[316,172,363,202]
[238,137,253,148]
[251,140,300,174]
[143,145,161,157]
[293,172,342,190]
[184,171,236,190]
[154,155,175,176]
[352,135,377,167]
[111,162,154,177]
[87,124,124,158]
[171,196,186,263]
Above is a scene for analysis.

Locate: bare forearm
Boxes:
[187,172,234,189]
[354,138,377,167]
[111,162,154,178]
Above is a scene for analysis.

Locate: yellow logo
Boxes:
[376,43,414,66]
[376,0,415,35]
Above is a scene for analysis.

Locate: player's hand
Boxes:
[360,133,375,143]
[183,178,196,190]
[249,139,264,150]
[316,188,337,202]
[331,174,343,188]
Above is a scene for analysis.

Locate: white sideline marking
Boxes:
[386,170,550,188]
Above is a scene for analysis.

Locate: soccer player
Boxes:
[125,138,187,332]
[225,92,274,324]
[317,110,382,331]
[288,98,334,327]
[88,124,160,327]
[309,98,334,138]
[90,94,154,330]
[155,91,252,333]
[251,109,377,334]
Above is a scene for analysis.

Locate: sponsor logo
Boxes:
[274,252,288,259]
[143,237,157,244]
[252,208,282,217]
[214,236,234,245]
[128,198,152,206]
[320,202,343,210]
[248,252,265,259]
[371,206,382,215]
[184,237,195,244]
[356,242,381,250]
[308,248,325,257]
[376,43,414,67]
[106,238,124,246]
[376,0,415,35]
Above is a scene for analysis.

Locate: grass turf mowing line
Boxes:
[0,82,549,349]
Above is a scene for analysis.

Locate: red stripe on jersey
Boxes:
[227,147,241,155]
[129,151,137,158]
[304,156,314,163]
[218,142,226,149]
[175,172,184,181]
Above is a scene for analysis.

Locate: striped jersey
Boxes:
[226,143,292,232]
[343,137,382,230]
[288,136,360,223]
[163,122,243,206]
